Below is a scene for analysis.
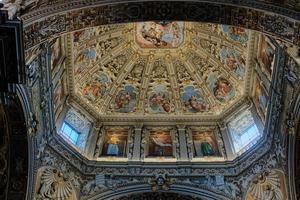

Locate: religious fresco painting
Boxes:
[148,85,172,113]
[53,78,65,110]
[82,73,109,102]
[221,25,249,44]
[220,46,246,79]
[51,38,63,71]
[181,85,210,113]
[148,130,173,157]
[114,85,138,113]
[254,77,269,118]
[207,73,235,103]
[259,36,276,76]
[101,129,128,157]
[74,48,97,75]
[192,130,219,157]
[136,21,184,48]
[73,29,95,43]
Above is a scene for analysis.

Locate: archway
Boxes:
[0,94,28,200]
[11,1,299,200]
[84,184,231,200]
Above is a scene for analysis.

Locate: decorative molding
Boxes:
[22,1,300,50]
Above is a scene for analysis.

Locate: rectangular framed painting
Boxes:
[258,35,276,78]
[148,130,173,157]
[254,76,269,121]
[53,76,66,111]
[101,129,128,157]
[192,130,219,157]
[135,21,184,48]
[53,69,67,112]
[50,37,65,73]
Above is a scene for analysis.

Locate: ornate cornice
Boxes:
[22,1,300,50]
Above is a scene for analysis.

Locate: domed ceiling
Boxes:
[69,22,252,119]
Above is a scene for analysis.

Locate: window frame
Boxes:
[60,121,81,145]
[231,123,261,153]
[228,110,262,154]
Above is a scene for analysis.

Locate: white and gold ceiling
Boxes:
[68,22,253,119]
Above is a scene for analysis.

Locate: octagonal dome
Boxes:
[68,22,252,120]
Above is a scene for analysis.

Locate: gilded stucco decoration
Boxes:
[246,170,288,200]
[34,167,77,200]
[69,22,251,118]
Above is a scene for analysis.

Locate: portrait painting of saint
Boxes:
[208,74,235,103]
[136,21,184,48]
[53,78,65,110]
[148,85,172,113]
[114,85,138,113]
[101,129,128,157]
[181,85,210,113]
[254,78,269,116]
[148,131,173,157]
[220,46,246,79]
[259,36,275,75]
[82,73,109,102]
[51,38,62,70]
[192,130,219,157]
[74,48,97,75]
[221,25,248,44]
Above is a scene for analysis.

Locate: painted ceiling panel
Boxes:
[69,21,252,117]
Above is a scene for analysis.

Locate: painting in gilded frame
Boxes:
[114,85,138,113]
[207,73,235,103]
[148,130,173,157]
[258,36,276,77]
[254,77,269,120]
[221,25,249,44]
[148,85,172,113]
[219,46,246,79]
[101,129,128,157]
[136,21,184,48]
[74,48,97,76]
[192,130,219,157]
[181,85,210,113]
[82,73,109,102]
[51,37,64,72]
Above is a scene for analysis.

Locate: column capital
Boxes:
[134,123,144,130]
[176,124,186,130]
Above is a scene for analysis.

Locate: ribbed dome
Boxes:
[69,22,251,119]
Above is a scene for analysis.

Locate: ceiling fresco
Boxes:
[70,22,252,118]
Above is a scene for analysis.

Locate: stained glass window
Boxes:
[228,110,261,154]
[60,122,80,145]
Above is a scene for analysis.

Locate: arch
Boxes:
[85,184,231,200]
[289,90,300,199]
[0,94,28,200]
[22,1,300,50]
[16,85,35,200]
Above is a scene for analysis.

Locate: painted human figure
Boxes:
[201,139,215,156]
[116,92,131,109]
[188,95,209,112]
[214,78,232,101]
[107,135,120,156]
[150,93,170,113]
[83,80,104,101]
[152,134,172,156]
